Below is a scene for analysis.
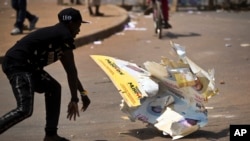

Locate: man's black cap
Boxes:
[58,7,89,23]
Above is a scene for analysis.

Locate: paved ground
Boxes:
[1,1,250,141]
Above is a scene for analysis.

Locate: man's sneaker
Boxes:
[29,16,39,30]
[10,27,22,35]
[44,134,70,141]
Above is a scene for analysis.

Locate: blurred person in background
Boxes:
[145,0,172,28]
[86,0,104,16]
[10,0,39,35]
[70,0,83,5]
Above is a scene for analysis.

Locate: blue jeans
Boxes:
[0,70,62,136]
[11,0,36,29]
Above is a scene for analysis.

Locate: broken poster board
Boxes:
[91,42,219,140]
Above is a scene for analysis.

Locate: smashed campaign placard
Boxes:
[91,41,219,140]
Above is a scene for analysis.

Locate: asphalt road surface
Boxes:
[1,10,250,141]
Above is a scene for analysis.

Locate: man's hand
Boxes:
[81,95,91,112]
[67,101,79,120]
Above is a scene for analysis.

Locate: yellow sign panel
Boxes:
[91,55,142,107]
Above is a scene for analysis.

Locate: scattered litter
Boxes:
[3,0,8,5]
[125,27,147,31]
[210,114,235,118]
[93,40,102,45]
[124,21,147,31]
[187,10,194,14]
[216,9,224,13]
[225,44,231,47]
[128,21,137,28]
[70,135,75,138]
[146,40,151,43]
[186,10,202,15]
[241,43,250,48]
[205,107,214,110]
[116,32,125,36]
[220,80,225,84]
[121,116,129,120]
[197,11,202,14]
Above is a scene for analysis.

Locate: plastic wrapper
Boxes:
[91,41,219,140]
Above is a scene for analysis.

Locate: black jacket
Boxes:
[2,23,75,74]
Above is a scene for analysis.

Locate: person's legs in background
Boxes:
[87,0,94,15]
[11,0,26,35]
[87,0,104,16]
[25,11,39,31]
[76,0,82,5]
[10,0,38,35]
[161,0,172,28]
[95,1,104,16]
[70,0,82,5]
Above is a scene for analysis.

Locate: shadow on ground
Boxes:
[120,127,229,140]
[162,32,201,39]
